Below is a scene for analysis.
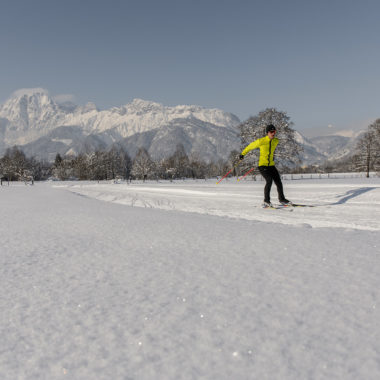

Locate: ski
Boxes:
[261,204,293,210]
[288,203,316,208]
[263,207,294,211]
[261,203,315,210]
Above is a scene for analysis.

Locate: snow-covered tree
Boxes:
[54,157,75,180]
[0,146,29,180]
[352,119,380,177]
[105,146,122,179]
[131,148,155,180]
[369,119,380,166]
[52,153,67,179]
[0,146,49,181]
[107,145,132,180]
[189,152,208,179]
[86,151,106,180]
[239,108,302,171]
[72,154,89,180]
[27,156,48,181]
[166,144,191,178]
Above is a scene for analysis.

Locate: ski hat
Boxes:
[266,124,276,133]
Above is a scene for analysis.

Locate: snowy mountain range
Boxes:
[0,88,240,162]
[294,130,364,165]
[0,88,364,164]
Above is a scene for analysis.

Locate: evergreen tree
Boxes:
[54,153,63,167]
[122,149,133,180]
[53,153,65,179]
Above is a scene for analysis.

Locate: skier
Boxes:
[239,124,291,208]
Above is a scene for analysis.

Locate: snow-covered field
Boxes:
[1,178,379,379]
[66,177,380,231]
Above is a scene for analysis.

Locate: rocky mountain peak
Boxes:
[0,88,62,131]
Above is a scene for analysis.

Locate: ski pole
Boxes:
[237,167,255,182]
[216,161,241,184]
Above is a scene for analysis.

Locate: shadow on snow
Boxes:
[332,187,377,205]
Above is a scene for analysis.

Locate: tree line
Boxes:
[0,144,233,182]
[0,146,50,182]
[1,109,379,181]
[299,119,380,176]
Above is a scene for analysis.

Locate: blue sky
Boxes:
[1,0,380,136]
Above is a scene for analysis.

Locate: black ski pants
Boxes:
[258,165,286,203]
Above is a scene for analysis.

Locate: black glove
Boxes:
[239,154,244,160]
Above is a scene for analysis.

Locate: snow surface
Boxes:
[66,177,380,231]
[1,178,379,379]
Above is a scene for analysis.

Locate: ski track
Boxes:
[1,180,379,380]
[64,178,380,231]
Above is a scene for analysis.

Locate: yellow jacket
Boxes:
[241,136,279,166]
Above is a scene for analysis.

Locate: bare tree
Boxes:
[1,146,29,180]
[189,152,208,179]
[352,119,380,177]
[167,143,191,178]
[108,145,133,180]
[72,154,89,180]
[239,108,302,171]
[131,147,155,181]
[369,119,380,172]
